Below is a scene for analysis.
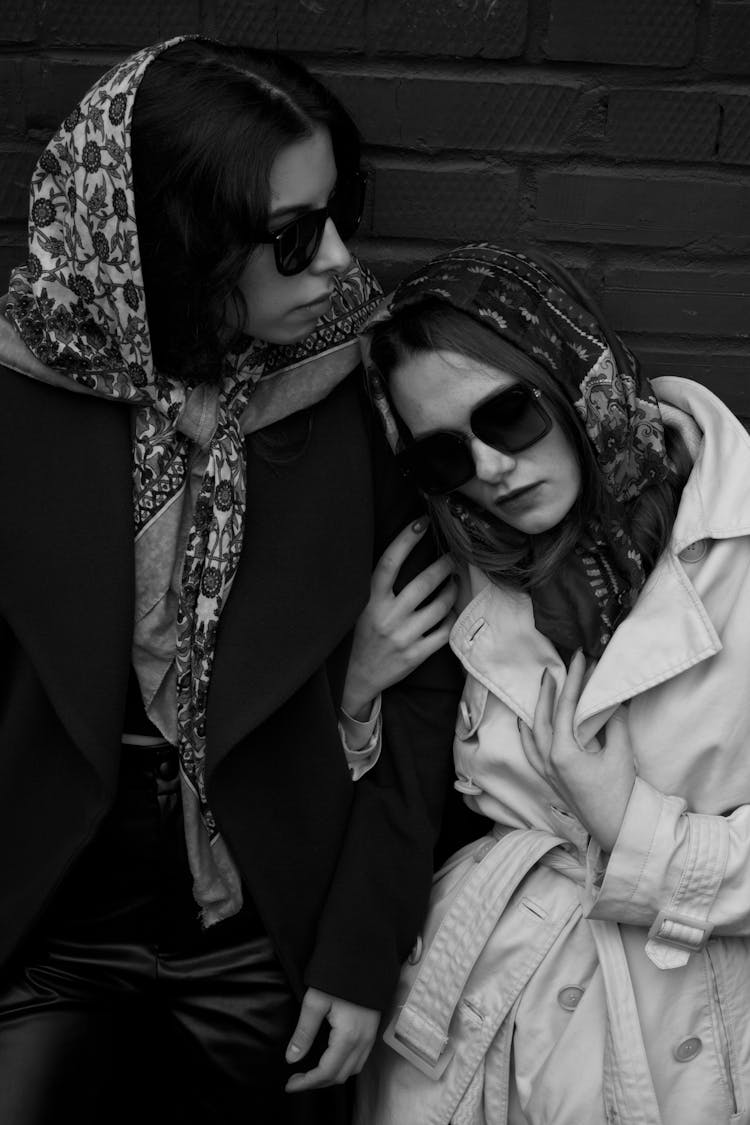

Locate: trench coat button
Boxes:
[557,986,584,1011]
[473,839,495,863]
[673,1037,702,1062]
[455,776,483,796]
[407,935,423,965]
[678,540,707,564]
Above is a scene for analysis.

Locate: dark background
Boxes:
[1,0,749,421]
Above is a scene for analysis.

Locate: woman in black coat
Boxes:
[0,37,461,1124]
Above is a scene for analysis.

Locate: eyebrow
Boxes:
[267,177,338,223]
[268,202,316,222]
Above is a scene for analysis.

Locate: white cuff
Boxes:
[338,696,382,781]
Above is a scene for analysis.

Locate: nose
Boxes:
[312,216,352,275]
[470,437,516,483]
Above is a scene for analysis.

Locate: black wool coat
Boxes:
[0,362,465,1011]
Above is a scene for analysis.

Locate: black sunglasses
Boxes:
[258,171,367,277]
[396,383,553,496]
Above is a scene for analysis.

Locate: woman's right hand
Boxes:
[341,517,458,720]
[519,650,636,853]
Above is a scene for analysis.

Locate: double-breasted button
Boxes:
[673,1037,702,1062]
[557,986,584,1011]
[678,540,707,564]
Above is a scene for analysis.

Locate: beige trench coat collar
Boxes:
[450,376,750,746]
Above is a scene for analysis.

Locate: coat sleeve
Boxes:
[584,775,750,968]
[302,376,467,1009]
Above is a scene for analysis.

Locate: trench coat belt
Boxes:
[383,827,663,1125]
[382,829,570,1072]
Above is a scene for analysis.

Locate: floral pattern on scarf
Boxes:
[5,38,382,924]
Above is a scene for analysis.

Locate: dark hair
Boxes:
[369,301,692,589]
[131,38,360,383]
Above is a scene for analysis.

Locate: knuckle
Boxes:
[377,551,397,574]
[416,577,436,603]
[373,619,391,640]
[439,588,457,611]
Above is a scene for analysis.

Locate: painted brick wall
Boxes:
[1,0,749,418]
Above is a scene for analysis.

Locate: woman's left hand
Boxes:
[342,517,457,721]
[284,988,380,1092]
[518,649,636,853]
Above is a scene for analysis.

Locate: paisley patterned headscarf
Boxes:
[362,243,672,658]
[4,38,382,925]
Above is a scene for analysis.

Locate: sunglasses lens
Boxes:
[329,173,366,240]
[473,386,550,452]
[276,212,325,276]
[399,434,474,495]
[272,173,366,275]
[397,386,552,496]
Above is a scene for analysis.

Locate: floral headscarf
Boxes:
[4,38,382,925]
[362,243,672,657]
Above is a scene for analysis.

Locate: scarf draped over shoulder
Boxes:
[4,38,382,925]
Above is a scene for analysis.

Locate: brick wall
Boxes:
[1,0,749,417]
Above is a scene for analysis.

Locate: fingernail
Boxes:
[287,1044,301,1059]
[516,715,523,731]
[412,517,428,534]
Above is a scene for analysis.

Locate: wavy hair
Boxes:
[131,38,360,383]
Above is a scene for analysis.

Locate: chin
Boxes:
[285,323,319,342]
[264,319,320,345]
[517,512,572,536]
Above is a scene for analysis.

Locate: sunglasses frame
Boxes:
[396,383,553,496]
[257,170,367,277]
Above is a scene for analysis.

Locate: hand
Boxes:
[342,517,458,720]
[518,649,636,853]
[284,988,380,1092]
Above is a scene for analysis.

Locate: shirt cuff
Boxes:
[338,695,382,781]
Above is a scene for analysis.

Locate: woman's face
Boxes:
[390,348,582,536]
[235,127,352,343]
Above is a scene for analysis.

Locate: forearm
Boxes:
[307,647,462,1007]
[584,776,750,966]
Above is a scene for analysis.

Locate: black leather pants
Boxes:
[0,745,350,1125]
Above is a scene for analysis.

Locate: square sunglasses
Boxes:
[396,383,553,496]
[257,170,367,276]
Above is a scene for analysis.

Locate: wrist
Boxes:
[342,669,378,721]
[341,694,376,723]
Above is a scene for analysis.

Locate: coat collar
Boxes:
[451,377,748,741]
[653,376,750,550]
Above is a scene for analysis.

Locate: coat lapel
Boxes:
[453,551,722,747]
[206,376,373,763]
[1,367,134,790]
